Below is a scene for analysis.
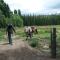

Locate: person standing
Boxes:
[6,24,15,45]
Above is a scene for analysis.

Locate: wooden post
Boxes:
[51,28,56,58]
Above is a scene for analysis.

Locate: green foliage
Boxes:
[18,9,21,16]
[22,14,60,26]
[14,10,17,14]
[0,10,7,28]
[0,0,10,17]
[0,0,11,28]
[1,0,60,28]
[0,13,23,28]
[0,28,5,41]
[11,14,23,27]
[28,38,38,47]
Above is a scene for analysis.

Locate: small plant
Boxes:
[29,38,38,47]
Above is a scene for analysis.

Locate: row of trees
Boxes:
[22,14,60,26]
[0,0,23,28]
[0,0,10,17]
[0,0,60,28]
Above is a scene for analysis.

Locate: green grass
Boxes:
[27,38,39,47]
[0,26,60,56]
[0,29,6,41]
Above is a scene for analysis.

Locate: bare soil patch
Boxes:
[0,39,59,60]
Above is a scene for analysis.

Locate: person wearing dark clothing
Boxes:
[6,24,15,45]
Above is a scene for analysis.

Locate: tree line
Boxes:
[22,14,60,26]
[0,0,60,28]
[0,0,23,28]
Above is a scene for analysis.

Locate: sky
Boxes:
[4,0,60,15]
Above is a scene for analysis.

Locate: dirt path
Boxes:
[0,39,59,60]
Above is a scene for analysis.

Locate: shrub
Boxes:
[29,38,38,47]
[10,14,23,27]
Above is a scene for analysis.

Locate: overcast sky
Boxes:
[4,0,60,15]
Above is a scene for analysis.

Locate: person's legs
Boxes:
[8,33,12,45]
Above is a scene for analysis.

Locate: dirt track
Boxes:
[0,39,59,60]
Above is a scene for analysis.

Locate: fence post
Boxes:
[51,28,56,58]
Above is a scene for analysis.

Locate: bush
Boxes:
[29,38,38,47]
[10,14,23,27]
[0,10,7,28]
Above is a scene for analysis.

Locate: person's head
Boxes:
[7,24,13,28]
[7,23,12,26]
